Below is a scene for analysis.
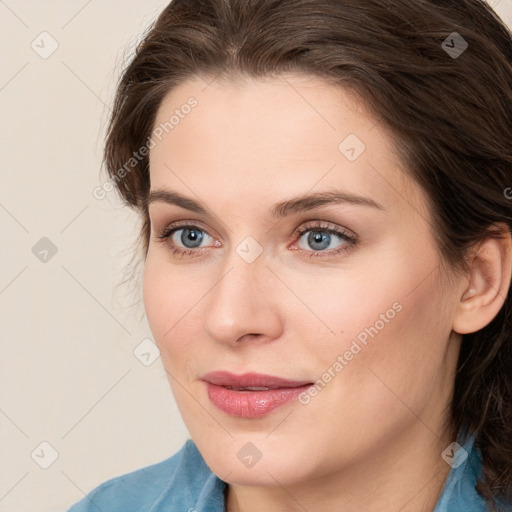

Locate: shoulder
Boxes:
[66,439,226,512]
[434,427,512,512]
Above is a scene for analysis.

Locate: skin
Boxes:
[143,73,512,512]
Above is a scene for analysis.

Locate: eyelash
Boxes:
[154,220,358,259]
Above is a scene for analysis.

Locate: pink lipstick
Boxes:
[201,371,313,418]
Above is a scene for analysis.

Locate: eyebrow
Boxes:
[144,188,385,218]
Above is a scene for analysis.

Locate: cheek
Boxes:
[359,281,447,408]
[308,243,450,404]
[142,255,210,370]
[142,259,168,340]
[142,257,186,349]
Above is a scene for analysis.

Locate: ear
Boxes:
[452,223,512,335]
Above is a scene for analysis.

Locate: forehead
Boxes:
[148,73,426,219]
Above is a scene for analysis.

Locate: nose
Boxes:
[203,248,283,347]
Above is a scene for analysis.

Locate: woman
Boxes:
[67,0,512,510]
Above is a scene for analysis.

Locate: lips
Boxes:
[201,371,313,390]
[201,371,314,417]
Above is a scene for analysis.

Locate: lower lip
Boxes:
[204,382,313,417]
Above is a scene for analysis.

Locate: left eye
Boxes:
[297,228,344,251]
[293,224,357,255]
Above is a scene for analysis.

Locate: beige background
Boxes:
[1,1,511,511]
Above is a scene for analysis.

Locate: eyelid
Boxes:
[290,220,357,241]
[155,219,220,241]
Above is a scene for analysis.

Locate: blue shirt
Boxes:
[67,426,510,512]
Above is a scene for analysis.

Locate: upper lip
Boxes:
[201,371,313,389]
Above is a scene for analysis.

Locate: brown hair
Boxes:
[102,0,512,508]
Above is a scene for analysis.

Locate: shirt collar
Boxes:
[433,424,489,512]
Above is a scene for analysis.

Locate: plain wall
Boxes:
[1,1,511,511]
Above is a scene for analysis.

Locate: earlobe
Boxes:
[452,224,512,335]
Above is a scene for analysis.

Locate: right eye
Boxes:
[155,221,219,258]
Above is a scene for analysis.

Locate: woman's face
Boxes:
[144,73,462,486]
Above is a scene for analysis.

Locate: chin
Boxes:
[202,443,311,487]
